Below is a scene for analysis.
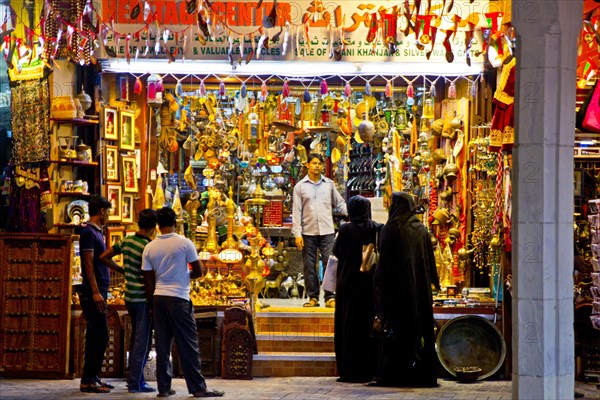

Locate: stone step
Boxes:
[256,332,334,353]
[255,312,334,336]
[252,351,337,377]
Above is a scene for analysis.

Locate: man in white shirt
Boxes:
[142,207,224,398]
[292,153,347,307]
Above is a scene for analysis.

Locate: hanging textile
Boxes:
[11,78,50,164]
[6,164,51,233]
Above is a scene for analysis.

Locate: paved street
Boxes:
[0,377,598,400]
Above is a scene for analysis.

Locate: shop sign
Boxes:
[99,0,504,64]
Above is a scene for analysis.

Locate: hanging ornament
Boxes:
[282,22,290,56]
[406,82,414,106]
[303,88,311,103]
[471,77,478,99]
[143,1,151,21]
[366,12,378,43]
[186,0,197,14]
[134,77,142,95]
[431,82,436,97]
[282,80,290,97]
[131,2,141,19]
[241,82,247,98]
[219,81,226,97]
[344,81,352,98]
[320,79,328,95]
[199,80,206,96]
[365,81,372,96]
[465,22,476,66]
[443,29,454,63]
[448,81,457,99]
[175,80,183,97]
[260,81,268,101]
[385,81,392,98]
[156,76,164,92]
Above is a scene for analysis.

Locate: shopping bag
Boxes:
[582,80,600,133]
[360,231,379,273]
[322,255,338,292]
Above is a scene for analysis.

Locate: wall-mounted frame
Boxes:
[103,107,118,140]
[106,226,125,265]
[119,109,135,150]
[122,193,134,224]
[122,154,138,193]
[106,184,122,222]
[104,145,119,181]
[574,169,584,198]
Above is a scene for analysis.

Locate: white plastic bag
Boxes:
[322,255,338,293]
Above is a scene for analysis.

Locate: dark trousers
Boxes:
[302,234,335,301]
[153,295,207,394]
[79,290,109,384]
[126,301,152,389]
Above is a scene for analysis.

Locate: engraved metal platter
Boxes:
[436,315,506,380]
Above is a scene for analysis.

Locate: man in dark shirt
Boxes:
[76,195,119,393]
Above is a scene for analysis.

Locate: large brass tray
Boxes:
[436,315,506,380]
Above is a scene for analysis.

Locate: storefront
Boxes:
[0,0,588,397]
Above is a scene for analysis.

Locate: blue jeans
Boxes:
[126,301,152,389]
[78,289,109,385]
[153,296,207,394]
[302,234,335,301]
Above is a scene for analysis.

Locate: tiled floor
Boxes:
[0,376,597,400]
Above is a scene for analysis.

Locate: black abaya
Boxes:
[372,192,440,387]
[332,195,382,383]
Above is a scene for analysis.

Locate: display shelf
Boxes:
[54,223,86,230]
[50,117,99,125]
[55,192,91,198]
[49,160,98,167]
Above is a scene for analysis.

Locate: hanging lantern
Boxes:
[260,81,268,101]
[406,82,414,106]
[241,82,247,98]
[219,81,226,97]
[199,80,206,96]
[147,74,163,107]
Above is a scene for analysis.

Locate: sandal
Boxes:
[303,298,319,307]
[80,383,111,393]
[325,298,335,308]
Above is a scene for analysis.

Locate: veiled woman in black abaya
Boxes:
[333,195,382,383]
[371,192,440,387]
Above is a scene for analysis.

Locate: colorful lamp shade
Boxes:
[218,248,243,264]
[147,74,163,106]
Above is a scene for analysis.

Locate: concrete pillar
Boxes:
[512,0,580,398]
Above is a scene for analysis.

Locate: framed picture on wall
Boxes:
[122,154,138,193]
[122,193,134,224]
[104,145,119,181]
[103,107,118,140]
[106,184,122,222]
[106,227,125,265]
[119,109,135,150]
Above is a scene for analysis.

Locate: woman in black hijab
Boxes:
[370,192,440,387]
[333,195,382,383]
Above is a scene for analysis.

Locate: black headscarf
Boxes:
[347,195,374,232]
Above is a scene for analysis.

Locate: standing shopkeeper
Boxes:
[292,153,347,308]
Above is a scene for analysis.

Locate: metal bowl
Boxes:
[436,315,506,381]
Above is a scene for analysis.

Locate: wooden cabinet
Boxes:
[0,233,73,378]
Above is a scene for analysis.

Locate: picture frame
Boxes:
[104,145,119,181]
[122,154,139,193]
[119,109,135,150]
[106,184,122,222]
[106,226,125,265]
[103,107,118,140]
[122,193,134,224]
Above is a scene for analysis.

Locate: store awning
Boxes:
[100,59,484,78]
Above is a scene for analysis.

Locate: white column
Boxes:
[512,0,580,398]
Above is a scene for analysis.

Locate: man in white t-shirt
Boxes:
[142,207,224,398]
